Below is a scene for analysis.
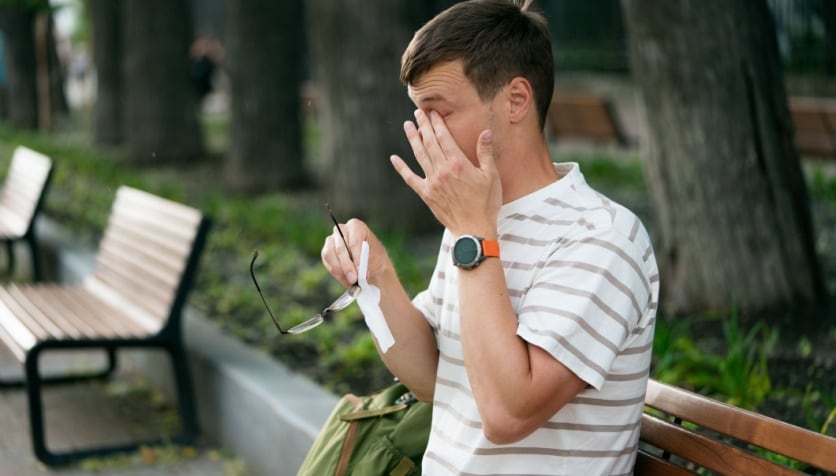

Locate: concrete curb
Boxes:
[35,217,337,476]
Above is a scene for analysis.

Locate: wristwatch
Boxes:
[452,235,500,269]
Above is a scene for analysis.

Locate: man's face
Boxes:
[407,60,495,165]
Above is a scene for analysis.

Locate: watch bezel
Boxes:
[452,235,484,269]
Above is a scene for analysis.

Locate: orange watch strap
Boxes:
[481,239,500,258]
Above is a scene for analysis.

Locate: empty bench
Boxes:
[545,91,629,146]
[0,146,53,282]
[0,185,210,466]
[636,378,836,475]
[790,96,836,161]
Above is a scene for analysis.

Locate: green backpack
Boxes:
[297,382,432,476]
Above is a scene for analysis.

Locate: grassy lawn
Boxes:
[1,112,834,441]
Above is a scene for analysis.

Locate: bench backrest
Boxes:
[546,91,628,145]
[83,186,210,336]
[0,146,53,237]
[789,96,836,159]
[636,378,836,475]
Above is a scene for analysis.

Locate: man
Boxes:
[321,0,659,473]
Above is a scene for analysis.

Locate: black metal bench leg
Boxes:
[5,240,14,278]
[27,234,43,282]
[169,343,198,443]
[23,346,57,466]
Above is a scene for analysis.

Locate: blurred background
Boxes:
[0,0,833,441]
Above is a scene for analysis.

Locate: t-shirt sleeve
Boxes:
[411,230,452,333]
[515,227,653,390]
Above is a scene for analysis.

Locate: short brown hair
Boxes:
[400,0,554,128]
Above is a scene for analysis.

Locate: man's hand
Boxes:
[320,219,389,288]
[390,109,502,236]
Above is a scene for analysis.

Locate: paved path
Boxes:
[0,331,244,476]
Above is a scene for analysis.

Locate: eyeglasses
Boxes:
[249,204,361,335]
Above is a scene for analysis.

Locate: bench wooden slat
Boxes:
[90,264,173,322]
[5,284,86,340]
[18,285,147,340]
[23,286,113,338]
[0,299,37,355]
[644,379,836,472]
[634,450,696,476]
[0,286,57,342]
[640,413,801,475]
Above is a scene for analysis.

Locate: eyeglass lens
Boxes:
[249,204,359,335]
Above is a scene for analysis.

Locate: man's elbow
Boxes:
[481,412,537,445]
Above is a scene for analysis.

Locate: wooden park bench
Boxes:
[0,185,211,466]
[789,96,836,161]
[0,146,53,282]
[636,378,836,475]
[546,91,629,146]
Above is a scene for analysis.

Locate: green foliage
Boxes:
[652,310,777,410]
[805,163,836,203]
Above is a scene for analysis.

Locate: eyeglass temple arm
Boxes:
[250,249,289,334]
[325,203,355,263]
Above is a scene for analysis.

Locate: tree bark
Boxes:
[0,5,39,129]
[121,0,203,164]
[307,0,439,233]
[223,0,310,192]
[621,0,826,323]
[90,0,123,145]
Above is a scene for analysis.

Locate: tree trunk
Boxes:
[223,0,310,192]
[307,0,438,233]
[0,5,39,129]
[621,0,826,323]
[824,0,836,75]
[121,0,203,164]
[90,0,123,145]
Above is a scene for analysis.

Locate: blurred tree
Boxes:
[621,0,826,324]
[223,0,310,191]
[308,1,449,233]
[90,0,122,145]
[121,0,203,164]
[0,0,67,130]
[825,0,836,75]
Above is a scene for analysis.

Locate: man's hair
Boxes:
[400,0,554,128]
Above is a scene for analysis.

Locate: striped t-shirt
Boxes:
[412,162,659,475]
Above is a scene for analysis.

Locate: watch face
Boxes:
[453,236,480,268]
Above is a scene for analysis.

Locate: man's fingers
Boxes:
[404,120,433,176]
[390,155,426,197]
[428,110,462,161]
[414,109,446,164]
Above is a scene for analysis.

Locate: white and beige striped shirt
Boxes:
[413,162,659,475]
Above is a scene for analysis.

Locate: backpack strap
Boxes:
[335,394,364,476]
[339,403,409,422]
[390,456,416,476]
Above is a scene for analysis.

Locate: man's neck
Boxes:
[499,137,559,204]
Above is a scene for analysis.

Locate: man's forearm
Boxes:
[372,266,439,401]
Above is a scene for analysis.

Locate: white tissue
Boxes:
[357,241,395,353]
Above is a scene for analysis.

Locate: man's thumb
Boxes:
[477,129,494,169]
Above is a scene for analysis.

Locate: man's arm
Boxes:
[390,109,588,443]
[457,256,587,444]
[321,220,439,400]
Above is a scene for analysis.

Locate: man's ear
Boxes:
[507,77,533,123]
